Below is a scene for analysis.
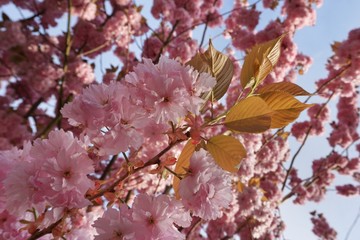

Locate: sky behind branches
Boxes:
[140,1,360,239]
[2,0,360,239]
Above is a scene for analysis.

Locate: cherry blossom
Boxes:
[179,149,232,220]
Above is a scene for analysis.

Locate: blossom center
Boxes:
[163,96,170,102]
[147,215,155,225]
[63,170,71,178]
[121,119,129,125]
[113,230,123,238]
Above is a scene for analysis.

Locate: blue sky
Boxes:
[276,1,360,239]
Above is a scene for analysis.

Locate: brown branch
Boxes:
[171,1,261,44]
[198,19,209,50]
[304,64,350,104]
[281,91,335,191]
[34,94,72,139]
[186,218,202,239]
[56,0,73,129]
[23,98,44,119]
[221,217,253,240]
[78,42,110,58]
[281,138,359,202]
[345,204,360,240]
[28,138,184,239]
[99,154,118,180]
[153,20,180,64]
[89,138,185,201]
[27,218,62,240]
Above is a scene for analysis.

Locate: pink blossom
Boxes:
[291,104,330,140]
[31,129,94,208]
[132,194,191,239]
[94,194,191,240]
[72,0,97,21]
[282,0,317,30]
[93,205,135,240]
[206,194,239,239]
[168,36,198,63]
[62,82,146,155]
[64,207,103,240]
[262,0,278,9]
[151,0,176,19]
[328,95,359,148]
[336,184,359,196]
[124,56,215,123]
[0,210,30,239]
[291,121,311,141]
[4,159,47,214]
[112,0,132,7]
[311,212,337,240]
[0,110,32,150]
[72,20,109,58]
[142,36,163,61]
[225,3,260,31]
[179,149,232,220]
[3,143,46,214]
[65,60,95,93]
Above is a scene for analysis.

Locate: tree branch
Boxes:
[281,91,335,191]
[99,154,118,180]
[89,138,185,201]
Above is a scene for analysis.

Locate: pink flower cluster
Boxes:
[291,103,330,141]
[145,0,223,62]
[311,212,337,240]
[289,152,359,204]
[282,0,317,31]
[179,149,233,220]
[232,133,288,238]
[312,29,360,148]
[93,193,191,240]
[224,1,259,51]
[62,56,215,156]
[0,130,94,239]
[225,0,316,88]
[328,95,359,148]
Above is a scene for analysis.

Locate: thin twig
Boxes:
[281,91,335,191]
[165,166,182,180]
[88,138,185,201]
[304,64,350,104]
[23,97,44,119]
[186,218,202,239]
[56,0,73,128]
[171,1,261,44]
[198,21,209,50]
[99,154,118,180]
[27,218,63,240]
[281,138,359,202]
[344,204,360,240]
[78,42,110,58]
[34,94,72,139]
[153,20,180,64]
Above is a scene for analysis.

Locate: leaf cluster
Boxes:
[173,36,312,197]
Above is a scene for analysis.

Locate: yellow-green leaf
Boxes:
[187,39,234,100]
[256,82,311,96]
[172,139,196,199]
[240,34,285,90]
[259,91,313,128]
[225,96,273,133]
[186,51,211,73]
[206,135,246,173]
